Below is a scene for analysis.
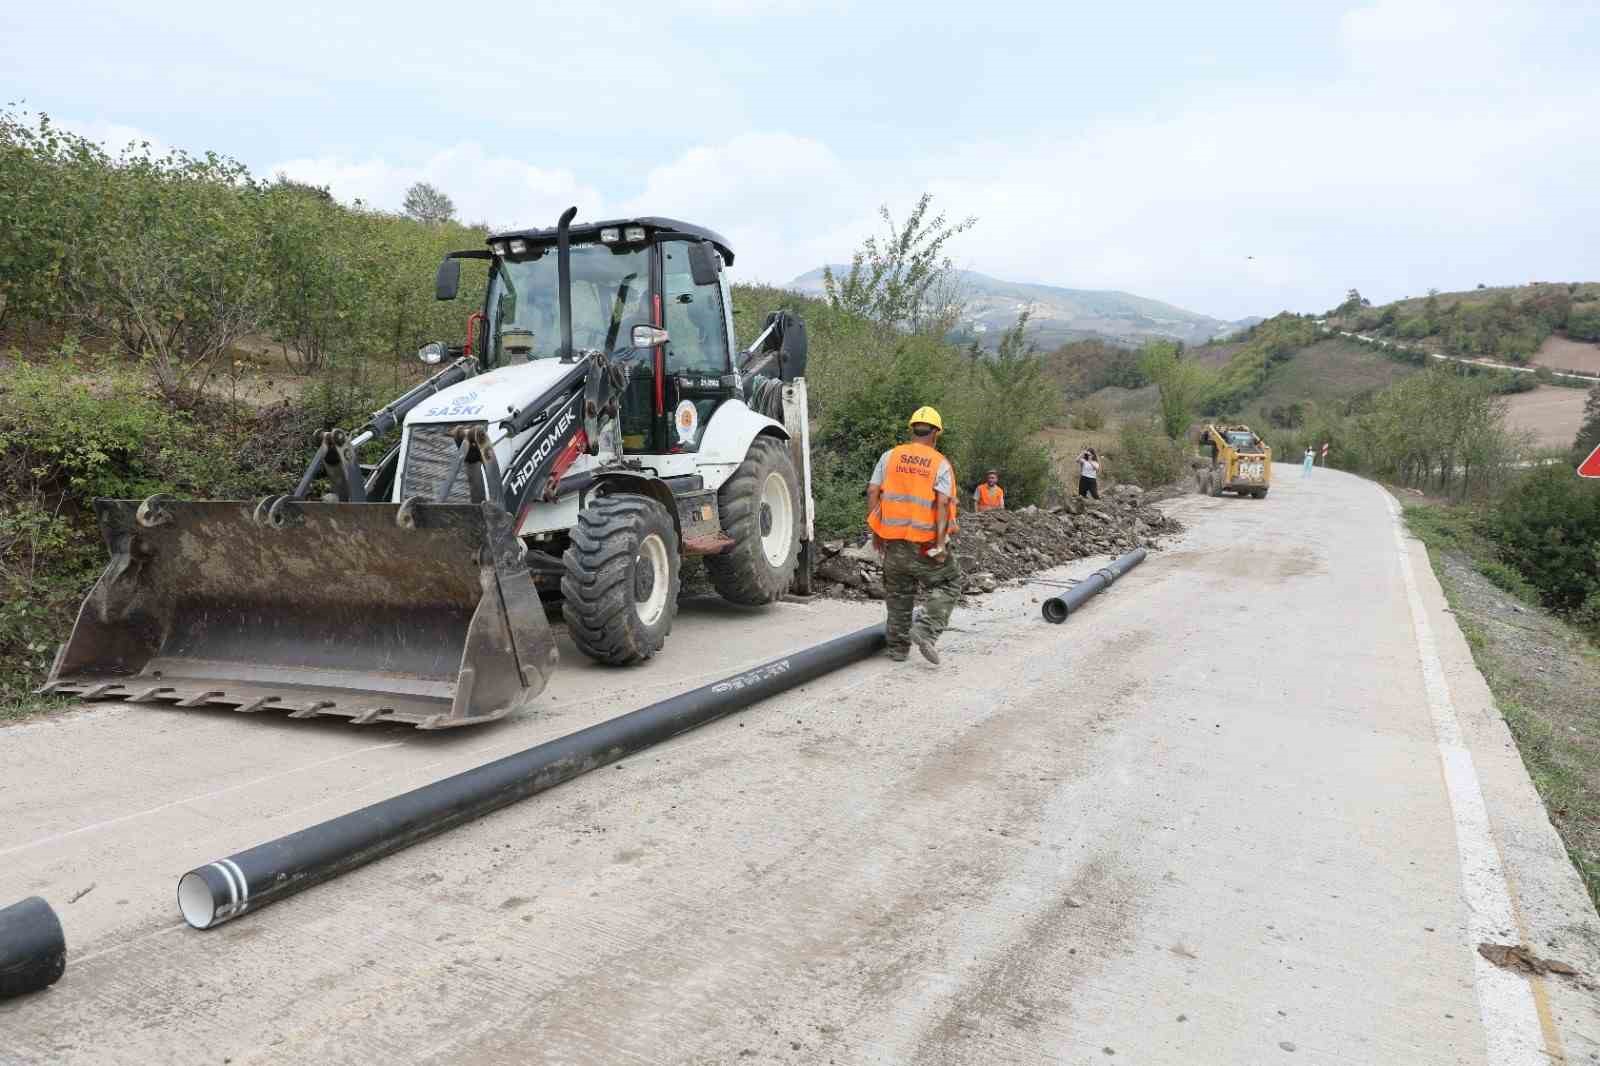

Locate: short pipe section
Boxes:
[0,896,66,1000]
[1040,548,1148,624]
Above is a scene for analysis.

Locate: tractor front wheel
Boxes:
[561,493,681,664]
[706,436,801,605]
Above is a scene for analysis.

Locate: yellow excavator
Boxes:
[1195,424,1271,498]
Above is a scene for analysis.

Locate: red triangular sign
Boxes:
[1580,444,1600,479]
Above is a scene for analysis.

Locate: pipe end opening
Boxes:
[177,872,217,929]
[1041,598,1069,624]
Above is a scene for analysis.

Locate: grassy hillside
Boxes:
[1329,282,1600,367]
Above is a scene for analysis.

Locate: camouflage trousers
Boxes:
[882,540,962,653]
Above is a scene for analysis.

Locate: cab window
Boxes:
[661,242,730,375]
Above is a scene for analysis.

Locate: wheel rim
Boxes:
[759,471,794,567]
[635,532,670,627]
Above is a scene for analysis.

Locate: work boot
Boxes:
[911,625,941,665]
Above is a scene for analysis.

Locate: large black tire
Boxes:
[705,436,801,606]
[561,494,680,665]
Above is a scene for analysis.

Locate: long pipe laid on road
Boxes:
[0,896,66,1000]
[177,624,887,930]
[1040,548,1148,624]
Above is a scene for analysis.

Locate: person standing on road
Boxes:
[868,407,962,665]
[1303,447,1315,475]
[1077,448,1101,499]
[974,469,1005,512]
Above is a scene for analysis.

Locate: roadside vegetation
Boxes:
[1405,499,1600,908]
[0,114,1078,708]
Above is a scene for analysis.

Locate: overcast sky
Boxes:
[5,0,1595,320]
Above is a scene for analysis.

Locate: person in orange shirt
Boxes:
[973,469,1005,511]
[867,407,962,664]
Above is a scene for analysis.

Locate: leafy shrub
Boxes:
[1114,419,1189,488]
[1568,303,1600,342]
[1475,559,1539,602]
[1492,466,1600,620]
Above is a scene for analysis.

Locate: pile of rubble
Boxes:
[812,484,1184,600]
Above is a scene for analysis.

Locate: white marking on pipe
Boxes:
[0,740,410,858]
[221,859,249,906]
[208,861,239,920]
[1384,490,1552,1064]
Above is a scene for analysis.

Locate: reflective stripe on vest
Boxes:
[976,484,1003,510]
[869,443,958,542]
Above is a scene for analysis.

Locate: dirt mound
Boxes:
[812,484,1184,599]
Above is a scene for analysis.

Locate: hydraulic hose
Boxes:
[0,896,66,1000]
[1040,548,1147,624]
[177,624,888,930]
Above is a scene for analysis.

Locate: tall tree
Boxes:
[402,181,455,224]
[823,193,975,335]
[1139,340,1214,440]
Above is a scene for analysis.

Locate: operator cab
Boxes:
[436,217,737,455]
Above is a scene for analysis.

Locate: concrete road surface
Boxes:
[3,467,1597,1064]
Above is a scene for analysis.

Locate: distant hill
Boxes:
[788,267,1259,349]
[1326,281,1600,371]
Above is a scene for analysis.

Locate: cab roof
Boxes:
[486,217,735,265]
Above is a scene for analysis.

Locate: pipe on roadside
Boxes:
[1040,548,1148,624]
[176,624,888,930]
[0,897,66,1000]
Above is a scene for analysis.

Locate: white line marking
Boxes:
[1385,490,1550,1064]
[0,740,410,858]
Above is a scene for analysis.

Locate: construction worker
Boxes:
[974,469,1005,512]
[867,407,962,664]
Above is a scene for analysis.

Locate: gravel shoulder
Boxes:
[1429,548,1600,908]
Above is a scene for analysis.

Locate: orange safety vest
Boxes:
[868,443,959,543]
[975,483,1004,511]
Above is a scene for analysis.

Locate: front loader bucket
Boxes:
[40,497,558,729]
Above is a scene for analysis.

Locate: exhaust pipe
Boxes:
[1041,548,1147,624]
[176,624,887,929]
[0,897,66,1000]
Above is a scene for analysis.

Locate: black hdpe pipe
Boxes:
[1041,548,1148,624]
[177,624,887,929]
[0,897,66,999]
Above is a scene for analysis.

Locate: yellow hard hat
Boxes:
[908,406,944,430]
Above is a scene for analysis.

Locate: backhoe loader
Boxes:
[1195,423,1271,498]
[41,209,814,729]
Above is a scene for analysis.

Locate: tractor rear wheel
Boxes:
[561,493,680,664]
[706,436,801,606]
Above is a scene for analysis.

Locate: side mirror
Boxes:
[631,324,669,349]
[435,258,461,301]
[687,242,719,287]
[418,341,445,365]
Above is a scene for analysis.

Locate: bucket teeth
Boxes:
[176,690,226,708]
[287,701,337,719]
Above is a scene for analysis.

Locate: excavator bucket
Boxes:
[39,496,557,729]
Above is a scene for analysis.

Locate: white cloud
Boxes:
[621,133,875,283]
[271,143,605,230]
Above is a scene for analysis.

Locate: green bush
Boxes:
[1114,419,1190,488]
[1475,558,1539,602]
[1568,303,1600,342]
[1492,466,1600,621]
